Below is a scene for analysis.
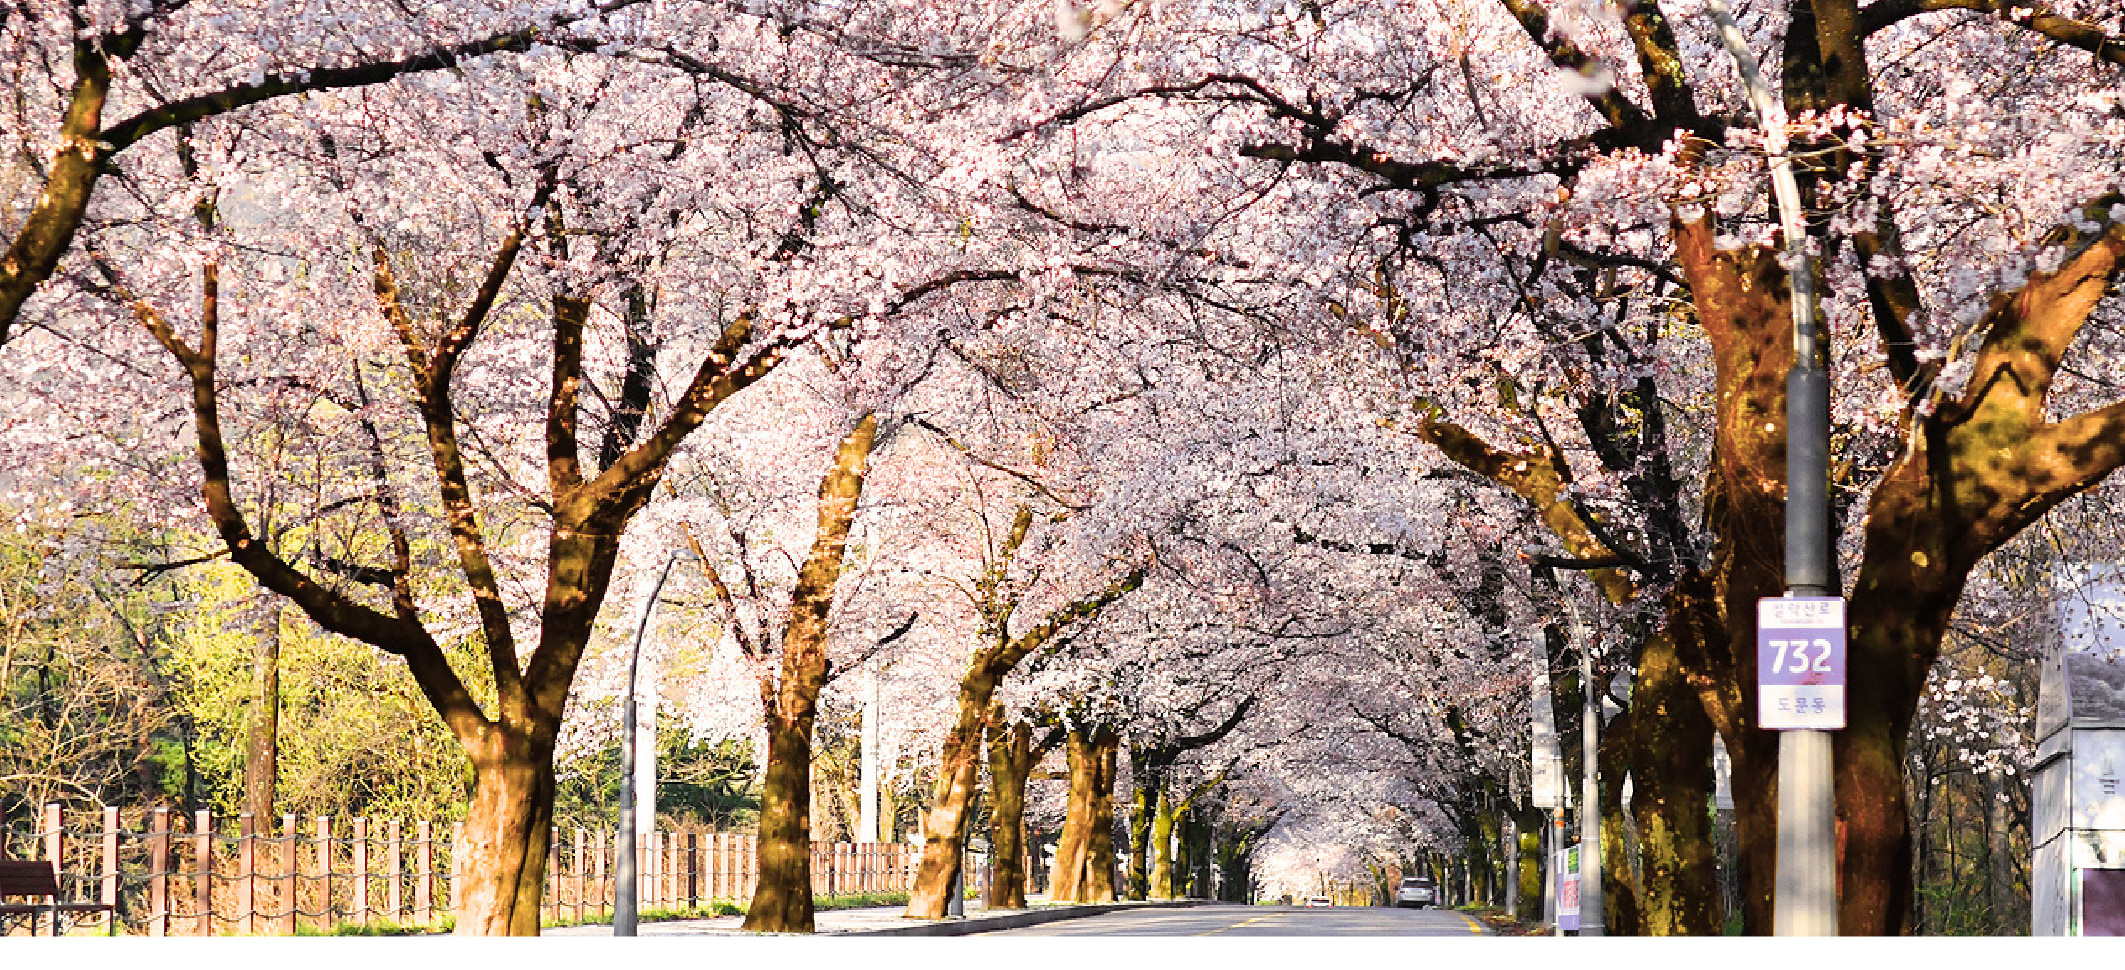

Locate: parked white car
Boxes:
[1395,876,1437,908]
[1304,895,1334,907]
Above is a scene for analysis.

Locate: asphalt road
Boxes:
[975,903,1489,936]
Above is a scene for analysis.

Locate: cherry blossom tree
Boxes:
[1014,0,2125,933]
[0,0,680,342]
[23,1,1060,932]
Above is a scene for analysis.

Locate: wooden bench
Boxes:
[0,859,115,936]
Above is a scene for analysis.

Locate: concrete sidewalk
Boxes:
[543,896,1210,937]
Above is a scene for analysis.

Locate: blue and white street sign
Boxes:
[1757,596,1846,730]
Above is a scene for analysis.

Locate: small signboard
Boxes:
[1532,657,1564,809]
[1556,845,1581,931]
[1758,596,1846,730]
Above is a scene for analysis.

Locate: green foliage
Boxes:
[817,891,910,910]
[296,917,445,937]
[158,564,473,820]
[0,519,183,828]
[554,713,761,832]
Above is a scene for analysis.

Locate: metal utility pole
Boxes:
[1703,0,1840,936]
[947,858,965,918]
[859,671,880,844]
[617,549,695,937]
[1572,598,1604,936]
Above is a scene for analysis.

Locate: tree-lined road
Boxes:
[977,904,1489,937]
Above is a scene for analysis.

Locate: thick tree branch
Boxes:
[547,294,592,495]
[1859,0,2125,67]
[1617,0,1702,122]
[99,0,655,151]
[911,417,1088,511]
[1953,196,2125,431]
[1494,0,1652,131]
[1409,402,1640,603]
[113,259,484,740]
[0,1,650,342]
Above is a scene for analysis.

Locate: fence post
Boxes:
[238,813,256,935]
[279,814,297,936]
[644,828,658,912]
[193,809,212,936]
[707,833,721,902]
[41,802,62,934]
[574,828,587,924]
[450,821,463,926]
[317,816,334,933]
[148,807,169,937]
[97,806,118,935]
[415,820,434,927]
[387,819,403,925]
[686,831,698,909]
[353,817,370,928]
[593,828,607,919]
[544,831,557,925]
[663,830,676,909]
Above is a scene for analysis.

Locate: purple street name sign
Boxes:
[1757,596,1846,730]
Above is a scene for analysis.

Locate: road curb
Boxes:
[835,899,1212,936]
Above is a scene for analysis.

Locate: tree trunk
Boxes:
[453,726,557,936]
[1149,789,1177,899]
[745,712,817,932]
[743,414,879,933]
[1473,809,1500,908]
[1516,806,1545,923]
[1628,622,1721,935]
[1084,730,1118,902]
[1053,726,1119,902]
[905,677,999,917]
[986,720,1033,909]
[1185,809,1214,899]
[1050,729,1096,902]
[1599,711,1641,935]
[1835,575,1952,935]
[244,606,280,822]
[1127,776,1156,899]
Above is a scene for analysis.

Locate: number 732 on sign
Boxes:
[1766,638,1835,675]
[1757,597,1845,730]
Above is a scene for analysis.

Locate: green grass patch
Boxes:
[303,890,907,934]
[815,891,909,911]
[298,915,455,936]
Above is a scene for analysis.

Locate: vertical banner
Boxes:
[1557,845,1581,931]
[1532,654,1563,809]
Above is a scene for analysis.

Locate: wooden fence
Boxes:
[2,804,919,936]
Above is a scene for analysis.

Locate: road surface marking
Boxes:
[1193,913,1279,936]
[1458,911,1486,934]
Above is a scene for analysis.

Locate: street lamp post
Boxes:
[1702,0,1840,936]
[617,549,695,937]
[1565,596,1604,936]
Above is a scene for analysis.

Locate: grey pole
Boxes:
[1702,0,1838,936]
[617,550,690,937]
[947,857,965,917]
[1569,597,1604,936]
[859,672,880,844]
